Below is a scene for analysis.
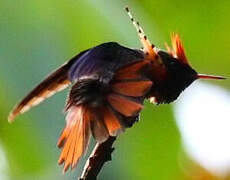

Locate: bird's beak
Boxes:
[197,74,226,80]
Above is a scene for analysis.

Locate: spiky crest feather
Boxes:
[171,33,189,64]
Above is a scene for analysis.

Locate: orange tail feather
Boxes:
[58,106,90,172]
[103,107,123,136]
[90,111,109,143]
[112,80,152,97]
[107,94,143,117]
[114,60,149,80]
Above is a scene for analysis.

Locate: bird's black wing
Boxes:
[68,42,144,83]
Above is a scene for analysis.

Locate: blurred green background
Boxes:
[0,0,229,180]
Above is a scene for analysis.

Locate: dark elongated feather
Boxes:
[8,49,89,122]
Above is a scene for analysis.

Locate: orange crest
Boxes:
[169,33,189,64]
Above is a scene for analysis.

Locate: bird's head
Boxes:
[155,34,225,103]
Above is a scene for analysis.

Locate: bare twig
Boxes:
[79,136,117,180]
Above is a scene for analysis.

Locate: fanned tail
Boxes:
[58,60,153,172]
[57,104,124,172]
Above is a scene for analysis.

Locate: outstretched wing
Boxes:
[8,49,89,122]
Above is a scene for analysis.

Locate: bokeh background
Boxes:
[0,0,230,179]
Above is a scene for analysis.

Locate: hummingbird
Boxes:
[8,7,225,173]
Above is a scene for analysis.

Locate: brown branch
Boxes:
[79,136,117,180]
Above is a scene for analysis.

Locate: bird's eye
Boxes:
[170,60,176,65]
